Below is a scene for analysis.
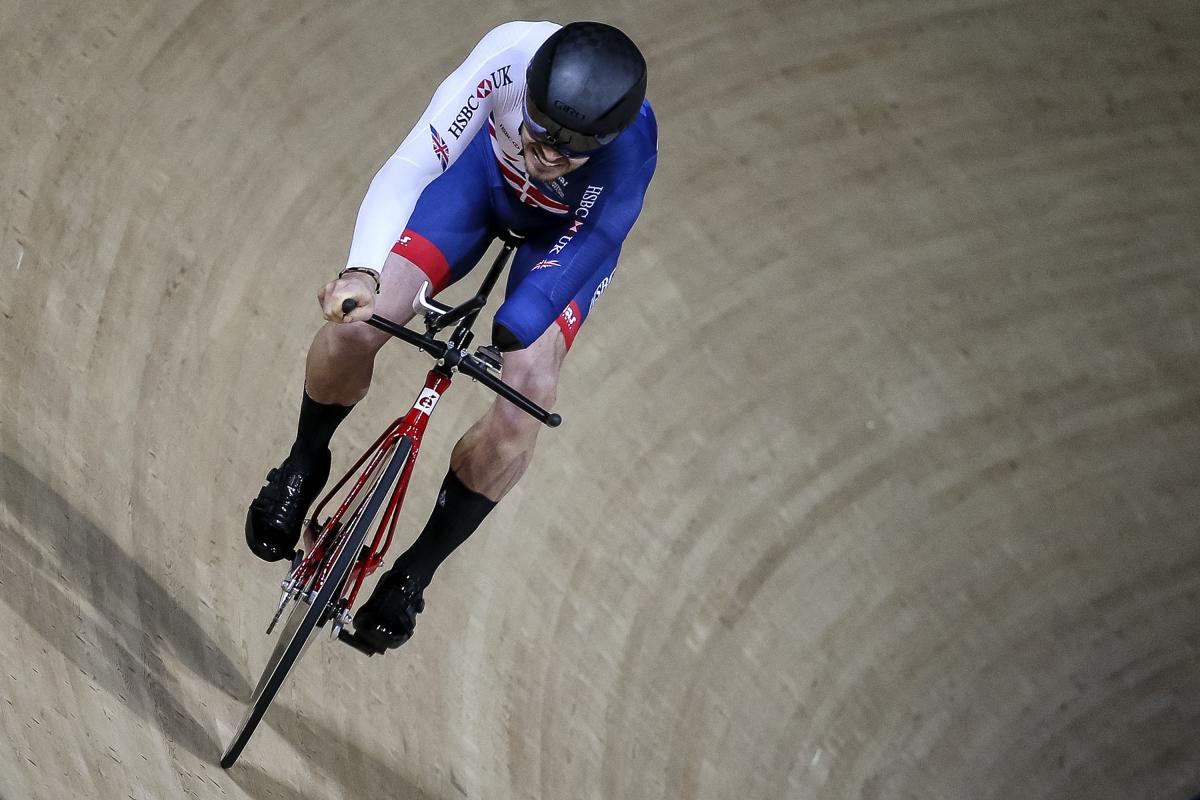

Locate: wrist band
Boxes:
[339,267,381,294]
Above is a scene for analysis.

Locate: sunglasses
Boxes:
[522,98,619,158]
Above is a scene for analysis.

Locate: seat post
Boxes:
[446,230,524,350]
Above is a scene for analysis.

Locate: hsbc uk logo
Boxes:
[550,218,586,255]
[590,271,615,311]
[575,185,604,219]
[449,65,513,139]
[549,186,604,255]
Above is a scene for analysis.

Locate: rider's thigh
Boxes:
[376,252,430,323]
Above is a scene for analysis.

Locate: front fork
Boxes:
[268,369,452,636]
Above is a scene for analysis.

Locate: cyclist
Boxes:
[246,21,658,652]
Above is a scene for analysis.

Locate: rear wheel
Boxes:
[220,436,412,769]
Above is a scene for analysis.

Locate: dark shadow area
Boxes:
[0,449,252,761]
[225,703,445,800]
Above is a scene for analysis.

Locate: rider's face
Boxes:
[520,125,590,181]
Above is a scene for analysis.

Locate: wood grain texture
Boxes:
[1,1,1198,798]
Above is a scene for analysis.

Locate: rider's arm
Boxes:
[344,21,554,271]
[494,151,659,349]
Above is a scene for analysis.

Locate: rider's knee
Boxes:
[476,361,552,442]
[501,324,565,399]
[503,359,559,410]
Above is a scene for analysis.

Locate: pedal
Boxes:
[337,628,382,656]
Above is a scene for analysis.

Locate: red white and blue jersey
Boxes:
[345,21,658,349]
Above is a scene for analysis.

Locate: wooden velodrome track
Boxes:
[2,1,1198,798]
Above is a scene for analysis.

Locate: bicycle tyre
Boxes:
[220,436,412,769]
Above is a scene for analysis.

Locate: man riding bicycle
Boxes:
[245,20,658,653]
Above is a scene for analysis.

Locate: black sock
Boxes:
[397,469,497,587]
[289,391,354,469]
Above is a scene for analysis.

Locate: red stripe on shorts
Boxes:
[555,300,583,350]
[391,229,451,292]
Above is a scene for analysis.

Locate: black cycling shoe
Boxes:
[351,567,426,652]
[245,450,331,562]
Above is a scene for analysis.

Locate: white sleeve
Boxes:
[345,22,542,269]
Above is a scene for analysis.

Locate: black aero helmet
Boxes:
[524,22,647,155]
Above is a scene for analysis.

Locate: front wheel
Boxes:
[220,436,412,769]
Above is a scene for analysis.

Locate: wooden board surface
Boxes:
[2,2,1198,798]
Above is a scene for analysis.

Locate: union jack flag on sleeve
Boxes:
[430,125,450,171]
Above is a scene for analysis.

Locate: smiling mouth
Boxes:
[531,145,564,168]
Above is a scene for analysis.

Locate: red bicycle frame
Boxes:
[294,368,452,619]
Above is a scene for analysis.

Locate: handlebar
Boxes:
[458,349,562,427]
[364,314,561,428]
[335,230,557,426]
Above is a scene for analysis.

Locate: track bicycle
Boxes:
[221,230,559,768]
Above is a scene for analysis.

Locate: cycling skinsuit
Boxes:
[344,21,658,349]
